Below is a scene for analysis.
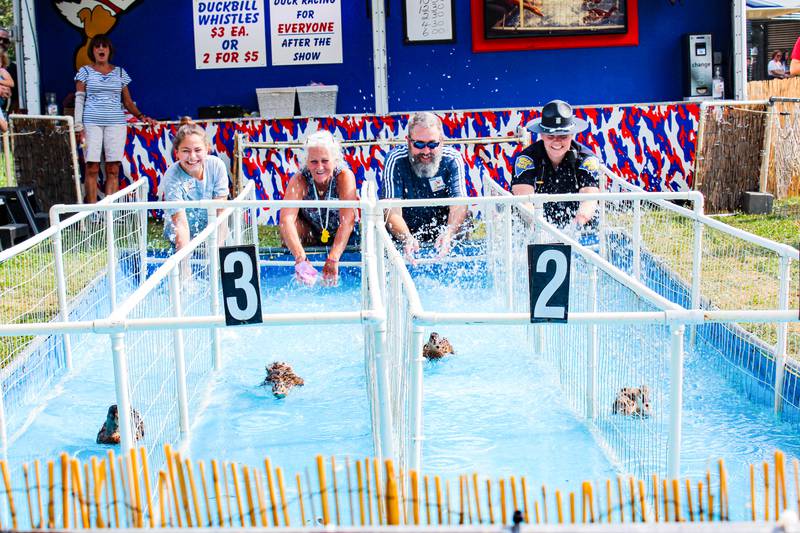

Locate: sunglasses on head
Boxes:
[410,139,440,150]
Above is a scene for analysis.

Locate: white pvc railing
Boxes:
[0,183,797,485]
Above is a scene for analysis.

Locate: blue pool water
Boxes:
[8,257,800,523]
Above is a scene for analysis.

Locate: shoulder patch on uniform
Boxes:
[580,157,600,172]
[514,155,535,175]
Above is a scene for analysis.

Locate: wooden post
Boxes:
[210,460,225,527]
[316,455,330,525]
[276,467,290,527]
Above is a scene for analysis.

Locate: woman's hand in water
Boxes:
[322,257,339,287]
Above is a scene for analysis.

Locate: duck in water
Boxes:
[96,404,145,444]
[422,332,454,360]
[262,362,305,399]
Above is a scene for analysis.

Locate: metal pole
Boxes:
[208,209,222,370]
[105,206,118,311]
[370,0,389,114]
[409,323,425,473]
[632,198,641,281]
[51,211,72,369]
[759,102,775,194]
[503,203,513,311]
[598,169,607,260]
[136,181,149,286]
[168,269,191,436]
[373,319,395,461]
[110,332,135,453]
[587,266,598,420]
[668,324,685,480]
[773,256,790,414]
[732,0,747,100]
[0,389,7,462]
[690,199,704,346]
[2,131,12,186]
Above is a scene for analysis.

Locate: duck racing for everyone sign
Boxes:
[193,0,268,69]
[269,0,343,65]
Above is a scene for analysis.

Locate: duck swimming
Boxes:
[262,362,305,398]
[612,386,651,418]
[96,404,145,444]
[422,332,454,360]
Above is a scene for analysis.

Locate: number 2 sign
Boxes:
[219,245,263,326]
[528,244,571,323]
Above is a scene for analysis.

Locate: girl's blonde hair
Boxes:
[302,130,343,168]
[171,122,210,153]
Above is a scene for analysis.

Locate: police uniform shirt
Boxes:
[380,144,467,238]
[511,140,601,227]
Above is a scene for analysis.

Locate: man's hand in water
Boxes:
[403,234,420,265]
[435,229,453,258]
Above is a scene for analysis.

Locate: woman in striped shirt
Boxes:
[74,34,155,203]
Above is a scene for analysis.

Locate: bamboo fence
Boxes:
[0,447,798,529]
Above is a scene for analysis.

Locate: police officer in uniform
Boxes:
[511,99,601,228]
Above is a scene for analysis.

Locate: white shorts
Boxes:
[84,124,127,162]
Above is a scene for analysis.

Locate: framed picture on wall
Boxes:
[471,0,638,52]
[403,0,456,44]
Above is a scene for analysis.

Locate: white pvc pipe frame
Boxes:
[2,187,798,476]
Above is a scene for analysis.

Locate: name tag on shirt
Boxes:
[429,176,446,193]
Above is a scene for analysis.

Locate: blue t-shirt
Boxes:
[74,65,131,126]
[380,145,466,235]
[161,155,230,242]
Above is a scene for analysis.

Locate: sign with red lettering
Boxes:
[269,0,343,66]
[193,0,267,69]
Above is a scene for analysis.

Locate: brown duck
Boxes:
[96,404,145,444]
[262,362,305,398]
[612,386,652,418]
[422,332,454,360]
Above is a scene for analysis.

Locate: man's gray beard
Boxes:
[410,151,442,178]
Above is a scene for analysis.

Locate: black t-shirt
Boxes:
[511,140,601,227]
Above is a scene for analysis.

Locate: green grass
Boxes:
[146,219,283,249]
[713,197,800,250]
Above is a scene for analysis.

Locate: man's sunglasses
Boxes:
[410,139,440,150]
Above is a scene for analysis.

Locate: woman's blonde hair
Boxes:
[302,130,343,168]
[171,121,210,153]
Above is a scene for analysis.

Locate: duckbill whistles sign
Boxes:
[269,0,343,65]
[193,0,268,69]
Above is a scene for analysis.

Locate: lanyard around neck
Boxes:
[312,174,335,234]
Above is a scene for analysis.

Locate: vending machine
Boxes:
[683,34,713,99]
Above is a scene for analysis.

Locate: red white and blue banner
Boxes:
[123,102,700,223]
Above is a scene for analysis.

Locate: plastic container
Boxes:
[296,85,338,117]
[256,87,296,119]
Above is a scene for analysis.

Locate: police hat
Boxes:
[525,100,589,135]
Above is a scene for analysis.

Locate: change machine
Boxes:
[683,34,713,99]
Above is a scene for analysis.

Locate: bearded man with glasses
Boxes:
[381,111,468,261]
[512,99,601,229]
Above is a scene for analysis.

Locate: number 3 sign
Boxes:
[219,245,263,326]
[528,244,571,323]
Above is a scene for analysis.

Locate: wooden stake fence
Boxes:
[0,448,799,528]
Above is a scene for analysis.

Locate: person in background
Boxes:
[0,48,14,132]
[0,28,16,113]
[767,50,788,79]
[511,99,601,228]
[161,122,229,253]
[381,111,468,262]
[279,130,358,287]
[74,33,155,204]
[791,36,800,76]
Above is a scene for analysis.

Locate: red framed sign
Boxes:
[472,0,638,52]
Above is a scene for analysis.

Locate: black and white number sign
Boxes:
[219,245,263,326]
[528,244,571,323]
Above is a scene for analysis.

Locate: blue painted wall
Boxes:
[35,1,731,119]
